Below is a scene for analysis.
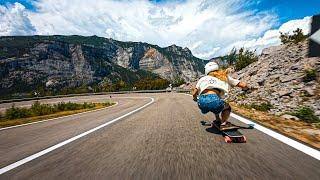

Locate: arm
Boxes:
[192,78,202,101]
[228,75,248,90]
[191,87,198,101]
[237,82,248,90]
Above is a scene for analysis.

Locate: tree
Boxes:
[225,48,237,66]
[280,28,307,44]
[134,78,170,90]
[113,80,127,91]
[291,28,307,43]
[172,77,186,87]
[280,32,290,44]
[234,48,258,71]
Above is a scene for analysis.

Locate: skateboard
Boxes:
[212,120,247,143]
[201,120,253,143]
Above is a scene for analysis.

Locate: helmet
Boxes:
[205,62,219,75]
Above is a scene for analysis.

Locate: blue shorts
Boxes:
[197,94,225,114]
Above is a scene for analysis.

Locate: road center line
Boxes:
[0,97,154,175]
[182,93,320,160]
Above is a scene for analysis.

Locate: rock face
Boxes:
[0,35,205,95]
[228,40,320,117]
[115,45,203,82]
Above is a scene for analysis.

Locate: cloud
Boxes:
[223,16,311,55]
[0,2,36,36]
[0,0,311,59]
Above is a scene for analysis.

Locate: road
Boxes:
[0,93,319,179]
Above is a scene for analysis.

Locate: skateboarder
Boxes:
[192,62,248,131]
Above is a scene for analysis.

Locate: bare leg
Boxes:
[221,103,231,125]
[215,113,221,121]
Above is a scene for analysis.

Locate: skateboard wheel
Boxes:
[237,136,246,143]
[224,136,232,143]
[243,136,247,143]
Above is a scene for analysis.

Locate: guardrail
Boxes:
[0,89,191,104]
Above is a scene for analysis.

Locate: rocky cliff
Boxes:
[228,40,320,118]
[0,35,205,96]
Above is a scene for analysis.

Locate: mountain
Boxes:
[0,35,205,97]
[228,39,320,118]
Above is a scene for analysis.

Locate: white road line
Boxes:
[0,97,154,175]
[182,93,320,160]
[231,113,320,160]
[0,102,119,131]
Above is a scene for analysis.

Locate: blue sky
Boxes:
[252,0,320,25]
[0,0,317,58]
[2,0,319,27]
[0,0,35,10]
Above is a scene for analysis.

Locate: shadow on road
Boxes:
[200,120,222,135]
[205,127,222,135]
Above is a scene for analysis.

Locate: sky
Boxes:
[0,0,319,59]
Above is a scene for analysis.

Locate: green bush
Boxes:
[234,48,258,71]
[172,78,186,87]
[5,105,32,120]
[102,102,113,107]
[280,28,307,45]
[134,78,170,90]
[4,101,98,120]
[225,48,237,66]
[31,101,56,116]
[54,102,96,111]
[303,69,317,82]
[243,102,273,112]
[290,107,319,123]
[223,48,257,70]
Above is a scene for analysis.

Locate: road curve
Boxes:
[0,93,319,179]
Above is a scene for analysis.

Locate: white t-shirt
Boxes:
[196,75,240,98]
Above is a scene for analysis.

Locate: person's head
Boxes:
[204,61,227,81]
[205,62,219,75]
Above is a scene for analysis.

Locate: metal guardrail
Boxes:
[0,89,192,104]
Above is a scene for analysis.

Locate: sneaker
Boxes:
[220,122,238,131]
[211,120,221,127]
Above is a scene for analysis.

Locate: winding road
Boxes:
[0,93,319,179]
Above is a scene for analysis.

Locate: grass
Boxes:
[241,102,273,112]
[290,107,320,123]
[303,69,317,82]
[0,101,115,128]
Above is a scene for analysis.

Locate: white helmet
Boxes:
[205,62,219,75]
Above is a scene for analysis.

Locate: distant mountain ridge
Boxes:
[0,35,205,97]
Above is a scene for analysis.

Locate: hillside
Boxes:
[228,40,320,119]
[0,35,205,98]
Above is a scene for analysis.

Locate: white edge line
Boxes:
[0,97,154,175]
[230,113,320,160]
[0,102,119,131]
[181,93,320,160]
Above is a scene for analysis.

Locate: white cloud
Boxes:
[224,16,311,55]
[0,2,36,35]
[0,0,311,59]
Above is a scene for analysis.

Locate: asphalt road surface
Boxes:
[0,93,319,179]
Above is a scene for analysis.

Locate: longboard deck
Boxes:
[211,121,246,143]
[223,130,243,137]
